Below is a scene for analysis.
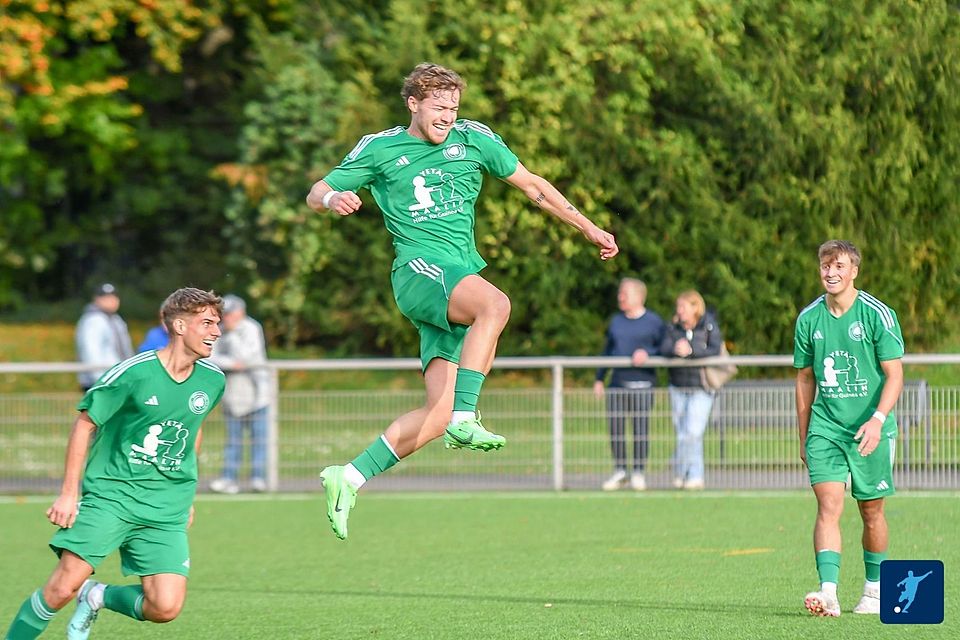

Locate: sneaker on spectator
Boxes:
[210,478,239,494]
[630,472,647,491]
[250,478,268,493]
[601,469,628,491]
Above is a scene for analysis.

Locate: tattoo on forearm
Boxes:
[535,192,546,205]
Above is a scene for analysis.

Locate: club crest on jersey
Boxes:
[189,391,210,415]
[442,143,465,160]
[848,321,865,341]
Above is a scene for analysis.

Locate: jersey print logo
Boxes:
[129,420,190,471]
[144,395,159,406]
[408,168,464,223]
[819,350,868,399]
[189,391,210,415]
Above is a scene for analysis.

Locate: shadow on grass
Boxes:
[192,585,794,615]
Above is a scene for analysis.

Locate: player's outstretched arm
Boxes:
[47,411,98,528]
[306,179,362,216]
[504,163,618,261]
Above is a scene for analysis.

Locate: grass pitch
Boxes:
[1,492,957,639]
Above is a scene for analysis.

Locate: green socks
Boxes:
[864,550,887,582]
[350,435,400,481]
[816,550,841,586]
[453,368,485,413]
[104,585,145,621]
[5,590,55,639]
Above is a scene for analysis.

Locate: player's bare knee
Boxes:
[488,291,511,327]
[42,582,75,610]
[145,600,183,623]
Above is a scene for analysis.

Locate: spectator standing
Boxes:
[75,283,134,392]
[208,295,272,494]
[659,290,723,490]
[594,278,665,491]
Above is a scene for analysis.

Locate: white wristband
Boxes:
[872,410,887,423]
[321,190,339,209]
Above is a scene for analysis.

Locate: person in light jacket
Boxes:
[208,295,271,493]
[75,283,134,392]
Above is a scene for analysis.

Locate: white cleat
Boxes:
[852,590,880,614]
[804,590,841,617]
[601,470,628,491]
[629,472,646,491]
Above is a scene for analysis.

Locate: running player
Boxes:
[4,288,225,639]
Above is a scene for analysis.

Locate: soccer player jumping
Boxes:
[4,288,225,639]
[307,62,618,540]
[794,240,904,617]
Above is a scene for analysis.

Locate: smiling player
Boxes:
[307,62,619,540]
[4,288,225,639]
[795,240,905,617]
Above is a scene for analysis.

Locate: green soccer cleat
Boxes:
[320,465,357,540]
[443,416,506,452]
[67,580,102,640]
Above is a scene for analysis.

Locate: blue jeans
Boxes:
[669,387,714,483]
[221,407,268,482]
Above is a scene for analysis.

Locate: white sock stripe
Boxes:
[134,594,145,619]
[31,590,55,620]
[379,434,400,461]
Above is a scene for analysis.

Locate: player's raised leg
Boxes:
[320,360,457,539]
[443,275,510,451]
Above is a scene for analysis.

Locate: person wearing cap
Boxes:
[207,295,271,494]
[75,283,135,392]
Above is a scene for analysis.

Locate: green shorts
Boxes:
[49,499,190,577]
[806,433,896,501]
[391,257,476,371]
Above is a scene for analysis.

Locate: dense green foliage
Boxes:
[3,1,959,354]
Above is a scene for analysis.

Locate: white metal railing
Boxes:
[1,355,958,492]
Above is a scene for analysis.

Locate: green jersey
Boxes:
[793,290,905,440]
[323,120,520,271]
[77,351,225,526]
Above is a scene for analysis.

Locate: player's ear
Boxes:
[407,96,418,113]
[175,319,186,335]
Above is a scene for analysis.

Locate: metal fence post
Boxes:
[552,362,564,491]
[267,365,280,492]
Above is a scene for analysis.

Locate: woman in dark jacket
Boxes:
[660,290,724,489]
